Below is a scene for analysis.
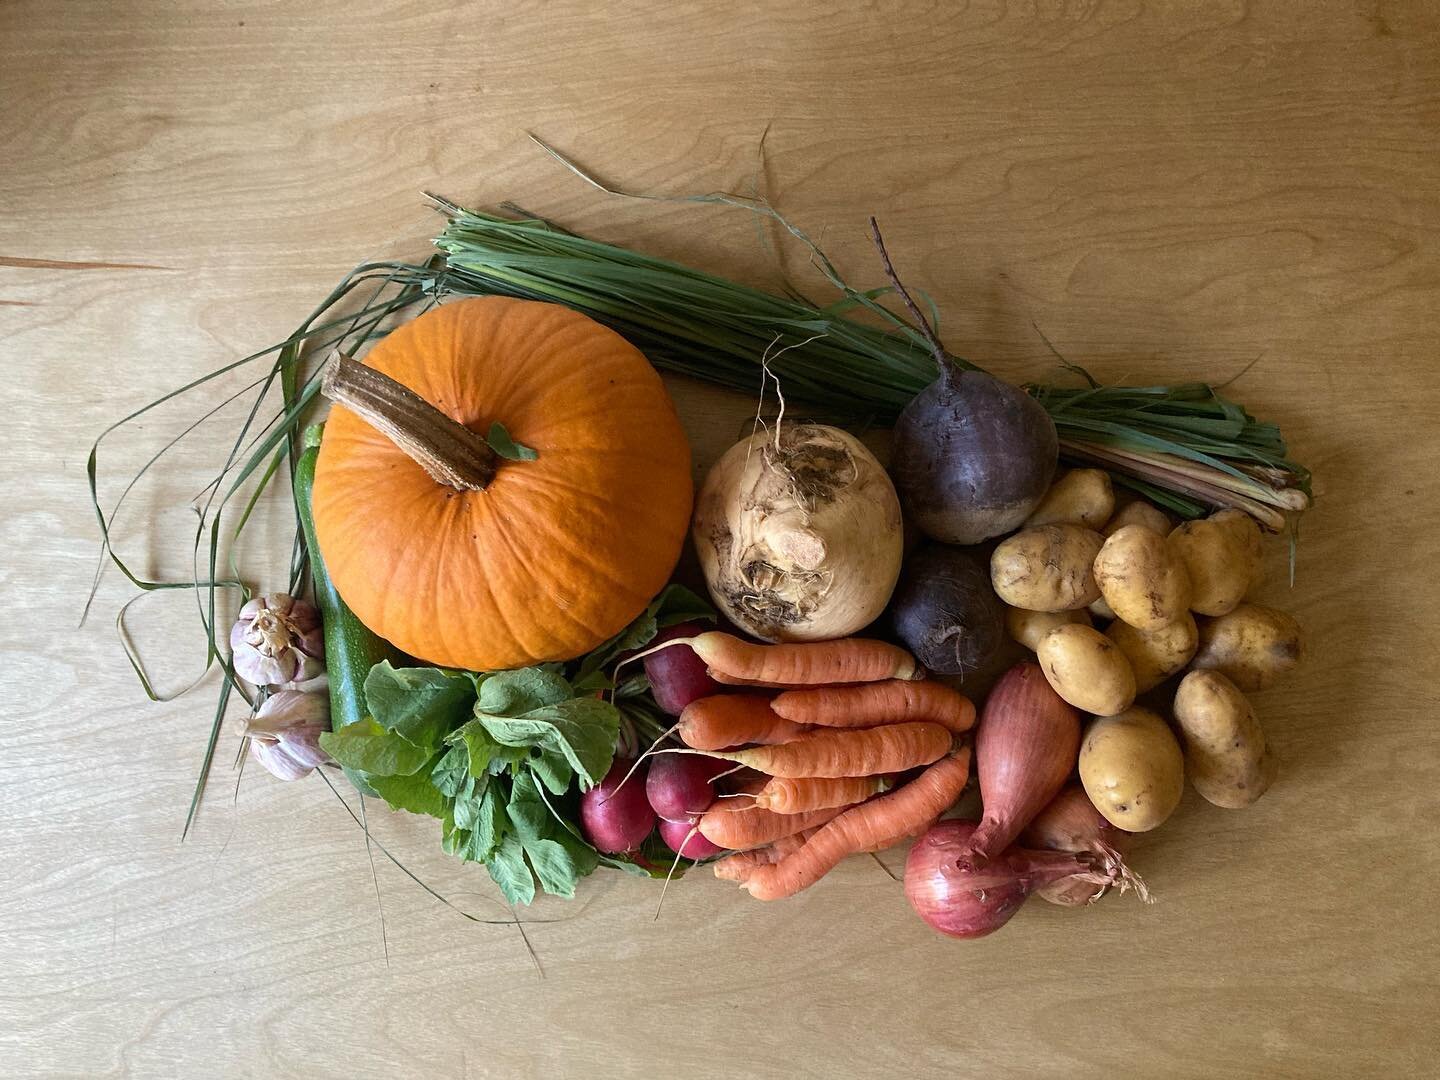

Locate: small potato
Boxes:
[1023,468,1115,530]
[990,525,1104,612]
[1037,623,1137,716]
[1104,499,1173,538]
[1093,525,1192,631]
[1168,509,1263,616]
[1173,670,1277,808]
[1191,603,1303,691]
[1079,708,1185,832]
[1089,595,1117,622]
[1005,606,1091,652]
[1106,613,1199,693]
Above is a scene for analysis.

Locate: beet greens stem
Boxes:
[868,216,950,376]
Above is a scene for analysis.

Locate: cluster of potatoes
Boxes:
[990,468,1303,833]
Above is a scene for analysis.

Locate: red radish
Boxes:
[580,759,656,854]
[658,815,726,859]
[961,662,1079,868]
[1020,784,1145,907]
[646,753,726,823]
[905,819,1121,939]
[644,622,723,716]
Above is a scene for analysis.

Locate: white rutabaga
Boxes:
[692,423,903,642]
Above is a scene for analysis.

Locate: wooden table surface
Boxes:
[4,2,1439,1077]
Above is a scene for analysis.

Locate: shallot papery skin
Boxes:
[230,592,325,689]
[1021,784,1144,906]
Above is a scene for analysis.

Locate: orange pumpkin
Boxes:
[312,297,693,670]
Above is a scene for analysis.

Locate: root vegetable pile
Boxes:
[627,635,981,899]
[130,217,1310,941]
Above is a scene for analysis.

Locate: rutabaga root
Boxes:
[691,422,905,642]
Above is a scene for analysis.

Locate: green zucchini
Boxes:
[294,424,398,793]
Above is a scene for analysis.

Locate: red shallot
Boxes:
[961,662,1080,867]
[1020,784,1148,906]
[904,819,1122,939]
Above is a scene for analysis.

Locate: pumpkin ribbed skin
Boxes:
[312,297,693,670]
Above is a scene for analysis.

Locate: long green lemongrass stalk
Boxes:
[430,195,1309,528]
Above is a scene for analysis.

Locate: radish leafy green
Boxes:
[319,584,711,903]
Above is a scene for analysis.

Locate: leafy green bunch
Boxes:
[318,586,710,904]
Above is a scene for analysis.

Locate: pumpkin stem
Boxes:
[321,353,498,491]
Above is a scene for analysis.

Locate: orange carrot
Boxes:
[650,632,921,685]
[697,798,846,851]
[693,721,952,779]
[711,829,817,882]
[753,775,890,814]
[678,694,809,751]
[742,749,973,900]
[770,680,976,734]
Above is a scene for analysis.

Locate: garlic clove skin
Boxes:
[250,739,315,782]
[243,690,331,781]
[229,592,325,690]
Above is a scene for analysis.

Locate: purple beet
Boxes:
[644,621,722,716]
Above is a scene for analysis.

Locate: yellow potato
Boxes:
[1079,708,1185,832]
[1005,606,1091,652]
[1168,509,1263,616]
[1037,623,1137,716]
[1104,499,1173,538]
[1093,524,1192,631]
[1106,613,1199,693]
[1023,468,1115,530]
[1191,602,1303,691]
[990,525,1104,612]
[1173,670,1277,808]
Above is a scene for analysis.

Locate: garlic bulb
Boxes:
[229,592,324,690]
[692,423,904,642]
[243,690,331,781]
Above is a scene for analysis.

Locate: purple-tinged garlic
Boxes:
[243,690,331,781]
[229,592,324,689]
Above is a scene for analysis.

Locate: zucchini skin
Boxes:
[294,425,396,790]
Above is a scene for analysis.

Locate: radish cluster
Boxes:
[580,754,730,860]
[581,628,734,860]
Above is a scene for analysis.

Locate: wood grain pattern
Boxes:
[3,1,1439,1076]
